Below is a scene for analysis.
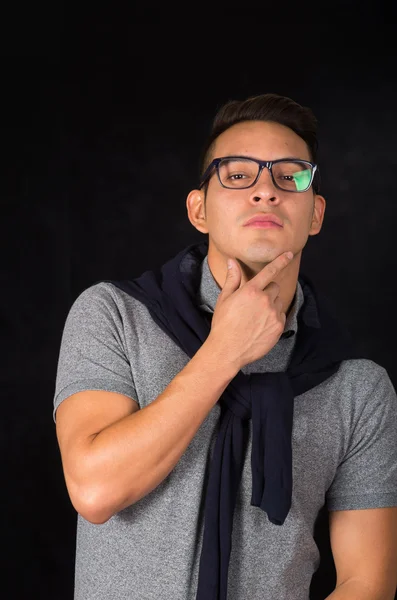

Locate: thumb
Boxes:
[222,258,241,296]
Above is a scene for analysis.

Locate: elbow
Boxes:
[69,481,120,525]
[69,478,142,524]
[63,460,143,523]
[78,504,113,525]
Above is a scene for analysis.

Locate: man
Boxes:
[53,93,397,600]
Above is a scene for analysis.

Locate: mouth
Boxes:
[244,221,282,228]
[243,213,284,228]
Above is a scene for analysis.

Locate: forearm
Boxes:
[325,578,393,600]
[75,335,237,523]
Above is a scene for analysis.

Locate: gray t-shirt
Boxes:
[53,255,397,600]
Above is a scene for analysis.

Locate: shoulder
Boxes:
[62,282,119,328]
[334,358,397,414]
[65,281,165,347]
[68,281,149,320]
[71,281,123,307]
[337,358,390,387]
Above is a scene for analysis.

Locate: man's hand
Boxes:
[207,251,294,371]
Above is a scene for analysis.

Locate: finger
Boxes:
[250,251,293,290]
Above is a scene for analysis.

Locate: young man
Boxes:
[53,93,397,600]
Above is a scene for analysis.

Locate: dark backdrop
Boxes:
[2,24,397,600]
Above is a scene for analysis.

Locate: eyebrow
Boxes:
[219,155,311,162]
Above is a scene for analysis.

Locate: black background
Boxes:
[2,19,397,600]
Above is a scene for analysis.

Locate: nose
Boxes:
[248,166,279,203]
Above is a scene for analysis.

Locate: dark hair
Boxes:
[199,93,320,195]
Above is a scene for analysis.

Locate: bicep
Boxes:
[329,507,397,596]
[55,390,139,476]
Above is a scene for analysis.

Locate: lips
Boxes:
[244,214,283,227]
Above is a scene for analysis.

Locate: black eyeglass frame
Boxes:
[198,155,319,193]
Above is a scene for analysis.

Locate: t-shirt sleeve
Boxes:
[326,366,397,510]
[53,282,138,422]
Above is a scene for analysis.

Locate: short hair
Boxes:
[199,93,321,195]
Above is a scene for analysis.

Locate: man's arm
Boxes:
[325,507,397,599]
[55,335,238,525]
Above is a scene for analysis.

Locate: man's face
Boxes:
[187,120,325,274]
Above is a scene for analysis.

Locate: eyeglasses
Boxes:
[199,156,318,193]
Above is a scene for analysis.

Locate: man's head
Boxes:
[186,93,326,283]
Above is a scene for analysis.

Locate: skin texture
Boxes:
[186,120,326,318]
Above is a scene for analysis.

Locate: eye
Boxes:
[228,172,248,180]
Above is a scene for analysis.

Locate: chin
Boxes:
[243,246,282,263]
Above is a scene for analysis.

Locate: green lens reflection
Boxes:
[292,169,311,191]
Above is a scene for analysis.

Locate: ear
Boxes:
[309,194,326,236]
[186,189,209,234]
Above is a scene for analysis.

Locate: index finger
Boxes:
[250,251,294,289]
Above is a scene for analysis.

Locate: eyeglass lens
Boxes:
[218,158,312,192]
